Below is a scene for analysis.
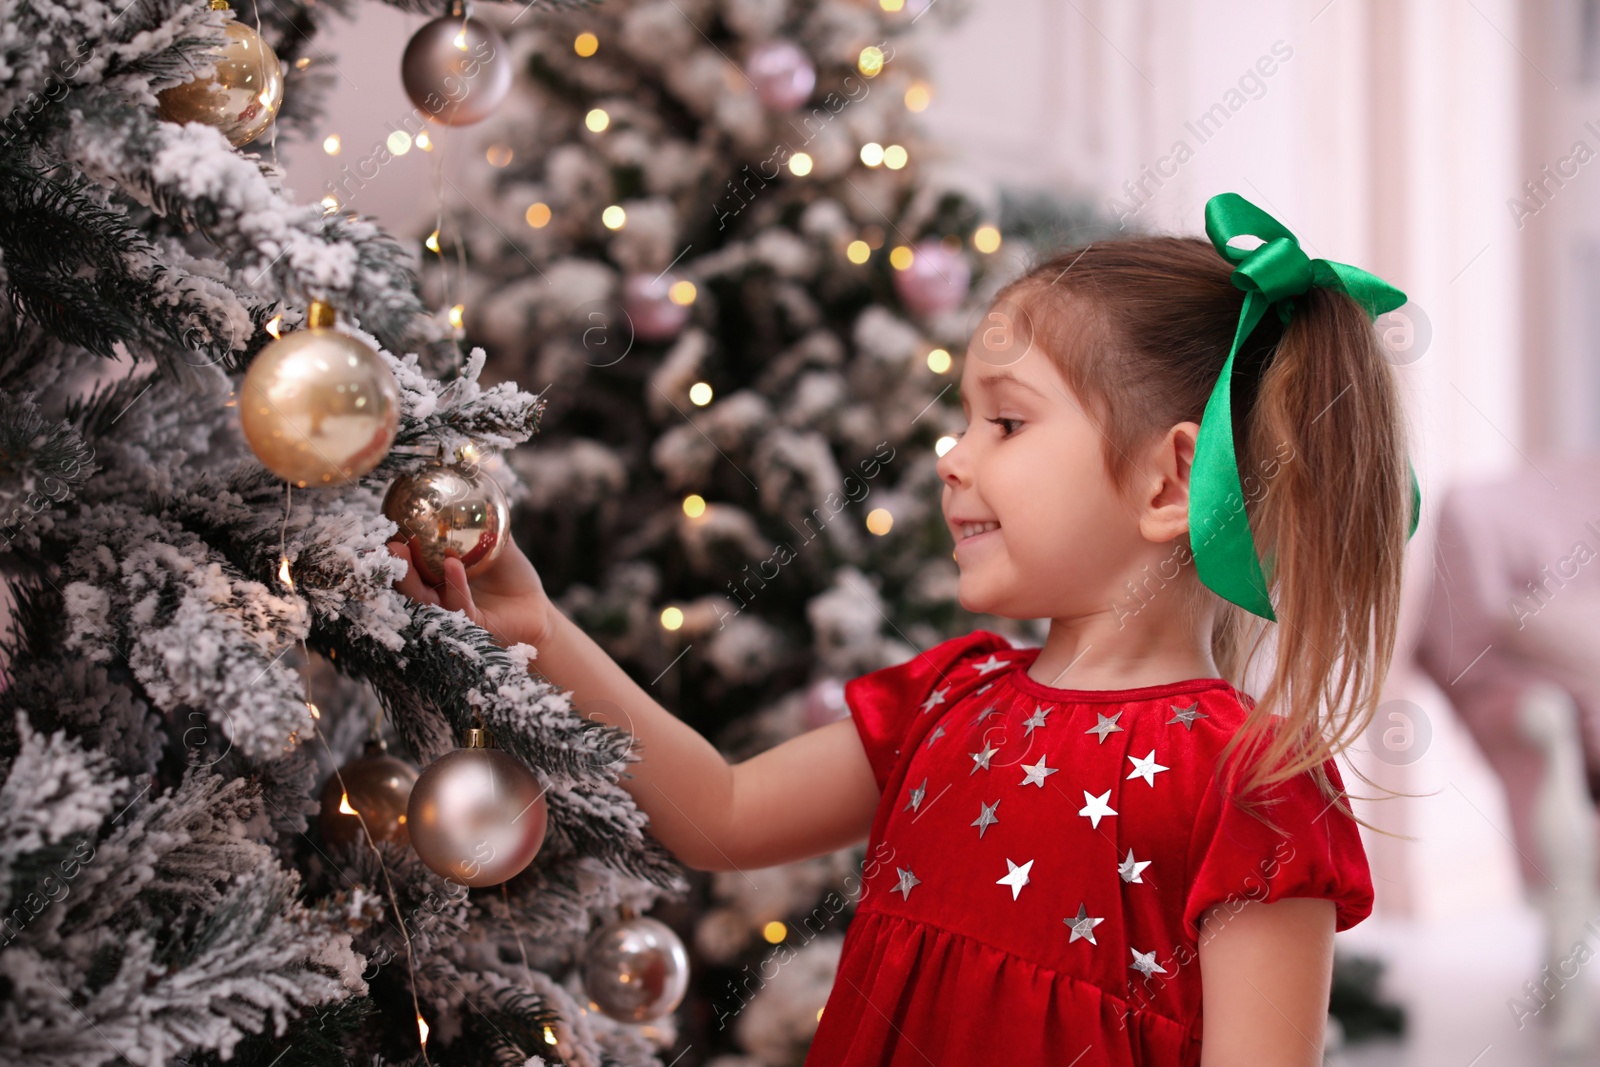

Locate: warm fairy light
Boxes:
[320,195,339,214]
[858,46,885,77]
[889,245,914,270]
[322,134,341,155]
[879,0,905,9]
[294,56,311,70]
[660,606,684,631]
[866,508,893,535]
[846,239,871,264]
[278,556,293,588]
[387,130,412,155]
[668,280,697,305]
[688,381,713,405]
[452,30,468,50]
[574,31,599,56]
[602,205,626,229]
[935,435,958,457]
[682,494,706,518]
[926,347,952,373]
[449,304,465,329]
[860,142,884,167]
[525,202,552,228]
[265,314,283,339]
[883,144,908,169]
[415,131,433,151]
[905,80,932,111]
[544,1024,558,1045]
[788,152,813,176]
[417,1015,430,1046]
[973,224,1002,253]
[763,921,787,943]
[585,108,610,132]
[426,229,441,253]
[339,791,356,815]
[486,143,513,167]
[307,702,320,720]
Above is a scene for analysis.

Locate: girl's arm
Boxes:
[389,542,881,873]
[1197,897,1336,1066]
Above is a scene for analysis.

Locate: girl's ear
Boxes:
[1137,421,1200,544]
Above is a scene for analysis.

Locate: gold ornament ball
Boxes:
[382,459,509,587]
[318,742,420,848]
[407,728,548,888]
[581,914,690,1022]
[240,304,400,488]
[157,14,284,147]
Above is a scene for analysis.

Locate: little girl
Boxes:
[390,193,1416,1066]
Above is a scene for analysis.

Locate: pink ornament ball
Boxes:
[622,272,693,344]
[893,241,972,318]
[745,40,816,113]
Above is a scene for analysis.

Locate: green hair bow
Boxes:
[1190,192,1421,622]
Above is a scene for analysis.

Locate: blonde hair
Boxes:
[993,235,1410,833]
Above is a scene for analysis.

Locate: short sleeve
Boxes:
[1182,752,1374,936]
[844,630,1013,794]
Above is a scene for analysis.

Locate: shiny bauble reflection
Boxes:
[382,461,509,587]
[406,732,547,888]
[400,15,513,126]
[581,915,690,1022]
[317,742,419,848]
[239,318,400,488]
[157,19,284,146]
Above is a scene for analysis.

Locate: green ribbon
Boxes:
[1191,192,1421,622]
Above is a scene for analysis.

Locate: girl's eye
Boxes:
[988,416,1022,437]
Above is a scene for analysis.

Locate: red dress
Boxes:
[805,630,1374,1066]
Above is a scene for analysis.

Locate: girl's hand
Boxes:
[387,537,555,649]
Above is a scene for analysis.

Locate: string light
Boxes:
[294,56,311,70]
[883,144,908,169]
[525,202,552,228]
[417,1014,430,1048]
[387,130,412,155]
[905,80,932,111]
[846,240,871,264]
[543,1025,558,1045]
[452,30,467,50]
[688,381,713,405]
[973,224,1002,253]
[889,245,914,270]
[668,280,697,305]
[278,556,294,588]
[858,46,885,77]
[880,0,905,9]
[265,314,283,339]
[788,152,813,176]
[866,508,893,535]
[585,108,610,132]
[660,606,684,631]
[763,921,787,943]
[926,347,952,373]
[322,134,341,155]
[319,194,339,214]
[860,142,885,167]
[682,494,706,518]
[426,229,441,252]
[486,144,513,167]
[415,131,433,151]
[448,304,465,329]
[602,205,626,229]
[574,31,598,56]
[339,791,357,815]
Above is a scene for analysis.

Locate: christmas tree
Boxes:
[415,0,1113,1059]
[0,0,701,1063]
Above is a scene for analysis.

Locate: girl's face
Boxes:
[937,321,1155,621]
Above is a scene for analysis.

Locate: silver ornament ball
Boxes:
[406,729,548,887]
[401,14,513,126]
[581,915,690,1022]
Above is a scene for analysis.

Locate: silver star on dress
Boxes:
[976,682,994,694]
[919,685,950,714]
[972,654,1010,675]
[1118,848,1151,884]
[1130,947,1168,977]
[893,867,921,900]
[1064,903,1105,945]
[969,743,998,774]
[1125,749,1169,787]
[1023,705,1051,734]
[1078,789,1117,829]
[924,724,947,747]
[997,858,1033,900]
[971,705,1001,726]
[971,799,1000,838]
[1020,757,1058,787]
[1167,701,1209,729]
[904,776,928,813]
[1086,710,1125,743]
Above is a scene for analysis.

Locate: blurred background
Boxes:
[272,0,1600,1063]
